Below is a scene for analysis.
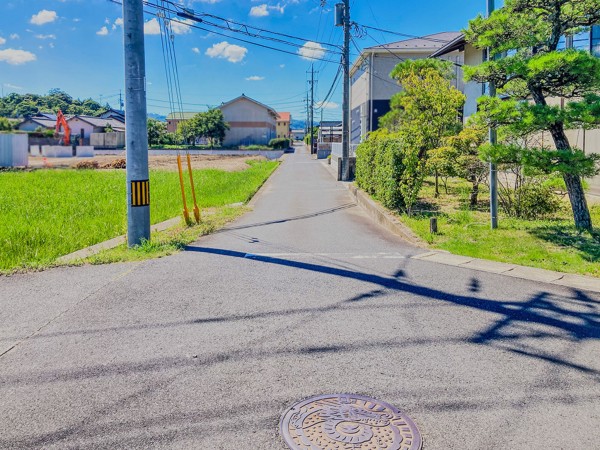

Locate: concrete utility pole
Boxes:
[487,0,498,229]
[123,0,151,246]
[341,0,351,181]
[310,64,315,154]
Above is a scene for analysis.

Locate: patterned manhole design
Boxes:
[280,394,422,450]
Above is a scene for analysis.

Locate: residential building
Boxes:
[98,108,125,122]
[67,115,125,145]
[16,114,57,132]
[166,112,198,134]
[319,121,342,143]
[350,32,463,143]
[276,112,292,139]
[218,94,277,147]
[291,129,305,141]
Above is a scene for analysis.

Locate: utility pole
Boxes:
[119,90,124,111]
[305,91,310,139]
[341,0,351,180]
[309,64,316,154]
[123,0,151,246]
[487,0,498,229]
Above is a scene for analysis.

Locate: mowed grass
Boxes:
[400,178,600,277]
[0,160,278,272]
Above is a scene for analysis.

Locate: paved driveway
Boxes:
[1,146,599,449]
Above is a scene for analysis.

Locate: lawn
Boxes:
[399,178,600,277]
[0,160,278,272]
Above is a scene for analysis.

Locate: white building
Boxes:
[350,32,463,143]
[219,95,277,147]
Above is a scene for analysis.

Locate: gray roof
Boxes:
[430,33,467,58]
[69,115,126,131]
[220,94,277,116]
[18,117,56,129]
[366,32,462,52]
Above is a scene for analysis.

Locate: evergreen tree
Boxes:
[465,0,600,230]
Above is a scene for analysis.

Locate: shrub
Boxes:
[355,129,406,210]
[269,138,290,149]
[513,184,561,220]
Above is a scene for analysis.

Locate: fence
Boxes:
[331,142,358,158]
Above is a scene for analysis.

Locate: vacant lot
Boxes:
[0,160,278,272]
[28,154,267,172]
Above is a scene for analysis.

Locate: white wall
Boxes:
[220,98,276,146]
[0,134,28,167]
[463,44,484,121]
[67,118,97,139]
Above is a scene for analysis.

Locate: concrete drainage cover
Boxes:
[280,394,422,450]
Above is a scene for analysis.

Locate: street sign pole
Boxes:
[123,0,151,246]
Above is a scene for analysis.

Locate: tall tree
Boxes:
[465,0,600,230]
[195,109,229,148]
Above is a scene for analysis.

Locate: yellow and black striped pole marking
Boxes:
[130,180,150,207]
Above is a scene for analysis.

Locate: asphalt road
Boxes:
[1,146,599,449]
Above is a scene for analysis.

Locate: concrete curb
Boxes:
[412,250,600,293]
[319,160,600,294]
[57,217,182,263]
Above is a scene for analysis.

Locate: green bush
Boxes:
[355,129,406,210]
[513,184,561,220]
[269,138,290,149]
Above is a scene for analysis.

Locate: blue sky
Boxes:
[0,0,487,120]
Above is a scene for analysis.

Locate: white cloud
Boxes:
[0,37,5,46]
[35,34,56,40]
[316,101,339,109]
[10,34,19,40]
[144,18,161,35]
[280,64,285,68]
[250,4,269,17]
[30,10,58,26]
[298,41,325,60]
[3,83,23,90]
[197,0,222,3]
[96,26,109,36]
[206,41,247,63]
[170,19,194,35]
[112,17,123,30]
[192,47,200,54]
[246,76,265,81]
[0,49,37,65]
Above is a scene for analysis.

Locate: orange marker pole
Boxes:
[177,154,191,224]
[186,153,201,223]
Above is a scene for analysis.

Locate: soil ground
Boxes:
[27,154,267,172]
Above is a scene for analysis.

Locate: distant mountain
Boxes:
[148,113,166,122]
[291,119,305,130]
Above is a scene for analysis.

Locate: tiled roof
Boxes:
[277,112,291,121]
[69,115,126,131]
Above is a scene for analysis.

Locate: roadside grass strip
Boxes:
[400,178,600,278]
[0,160,278,273]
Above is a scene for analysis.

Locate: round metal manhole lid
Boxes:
[280,394,422,450]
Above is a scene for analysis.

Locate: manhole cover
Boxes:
[280,394,422,450]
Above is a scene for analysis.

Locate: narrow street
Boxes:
[1,146,599,449]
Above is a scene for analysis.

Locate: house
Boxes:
[98,108,125,122]
[319,121,342,143]
[291,129,305,141]
[276,112,292,139]
[16,116,57,132]
[218,94,277,147]
[166,112,198,134]
[67,115,125,145]
[350,31,463,143]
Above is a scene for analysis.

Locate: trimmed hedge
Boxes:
[355,129,406,210]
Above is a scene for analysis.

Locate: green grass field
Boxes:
[400,178,600,277]
[0,160,277,272]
